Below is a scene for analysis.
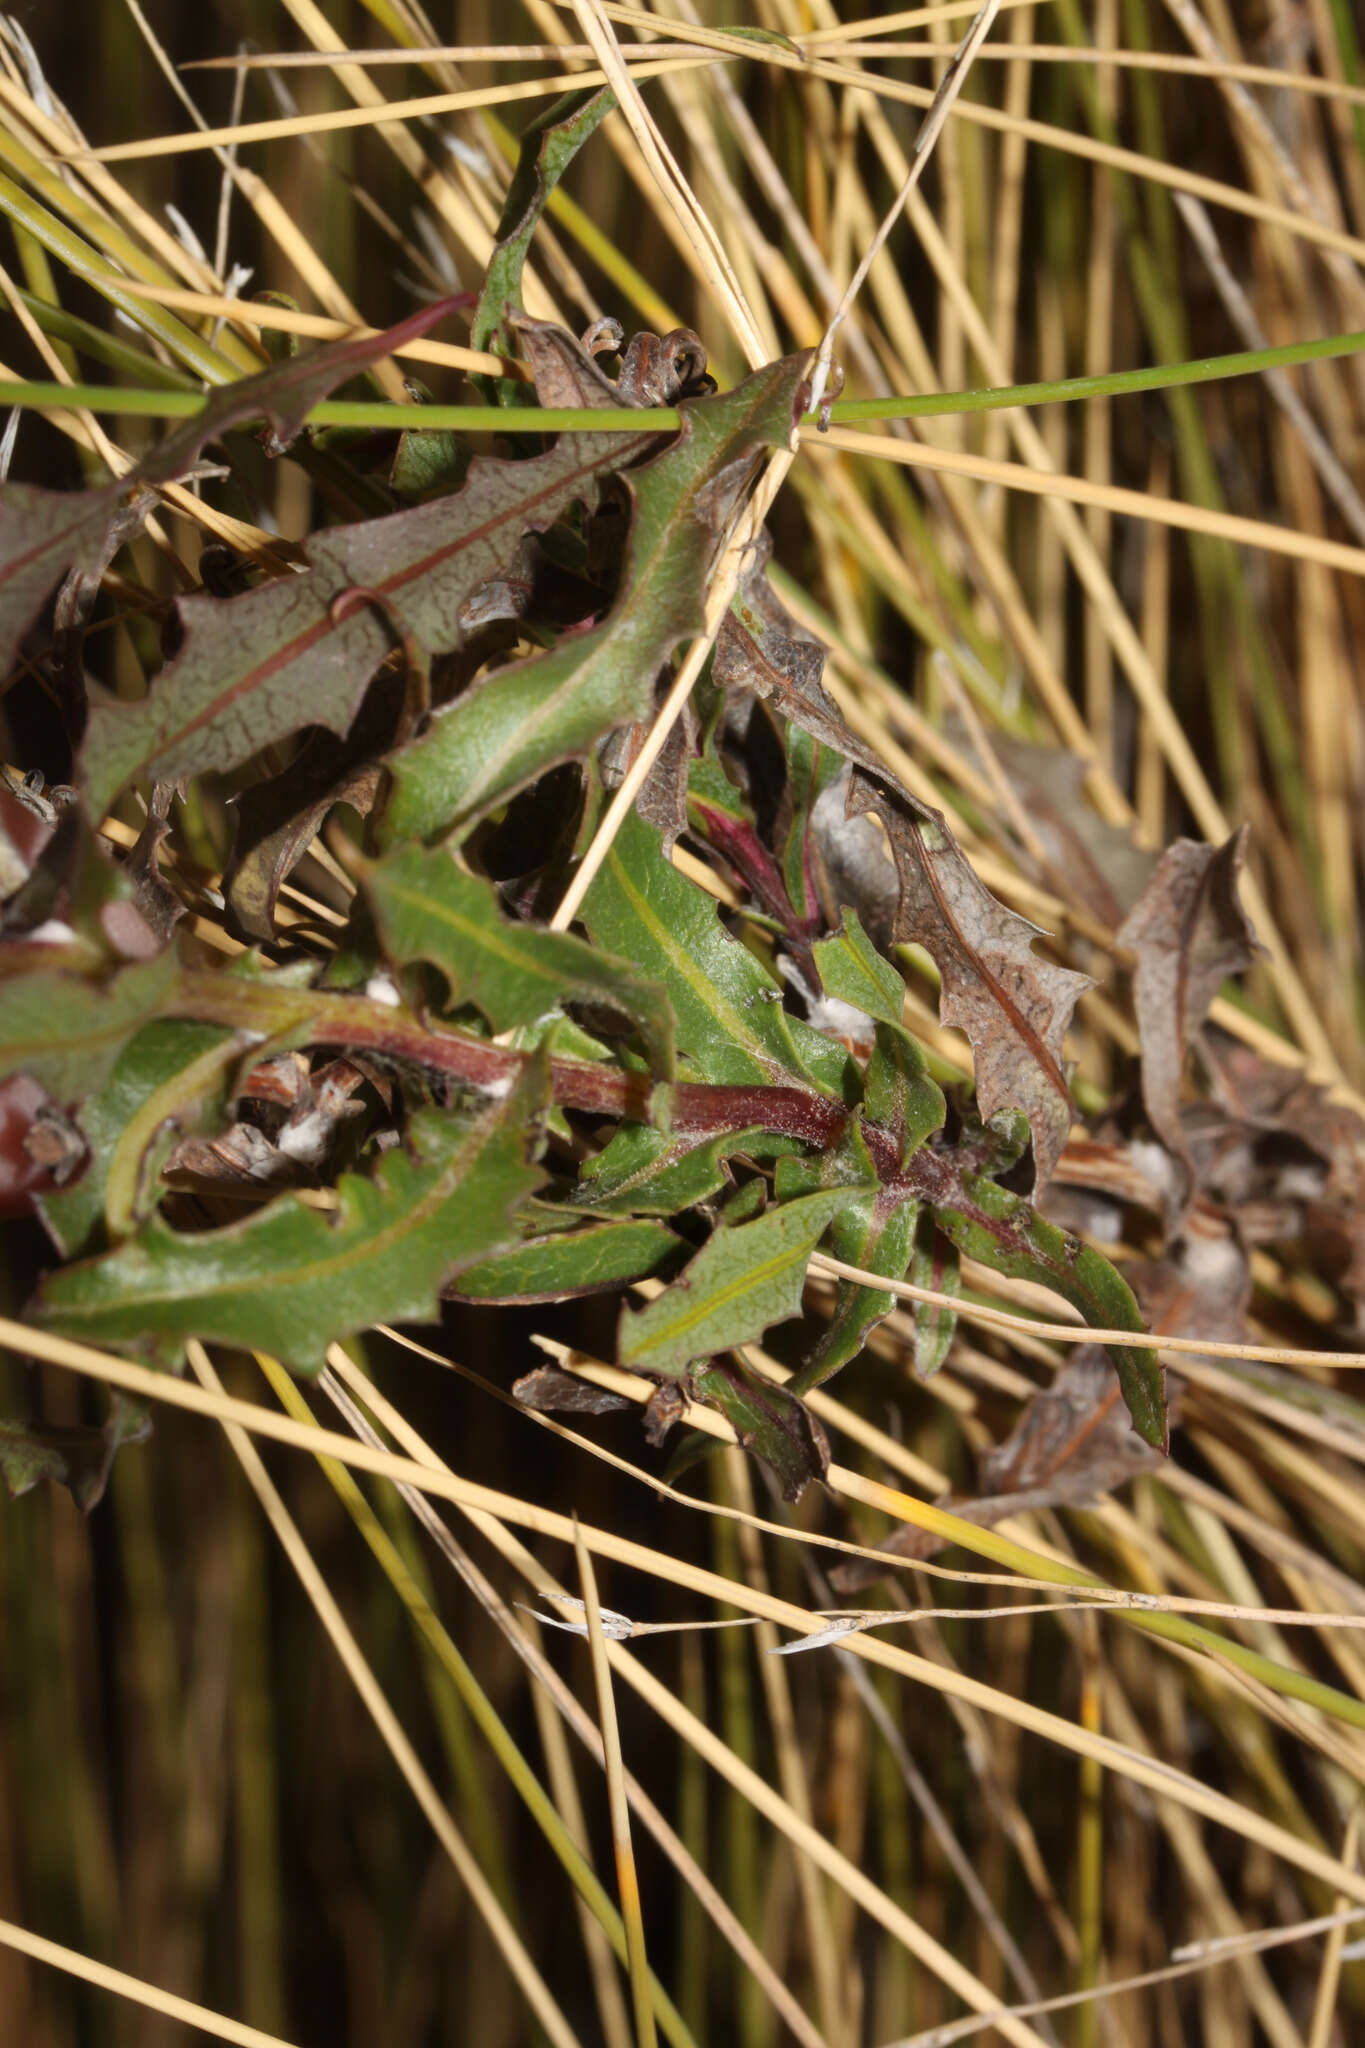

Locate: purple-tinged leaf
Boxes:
[715,543,1089,1196]
[82,424,656,821]
[687,1357,830,1503]
[0,296,467,688]
[932,1167,1166,1451]
[223,688,400,941]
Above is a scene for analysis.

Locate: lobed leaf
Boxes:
[578,1120,793,1216]
[224,689,396,940]
[776,1121,923,1395]
[0,1398,150,1513]
[472,87,617,392]
[1,297,467,689]
[906,1216,960,1379]
[380,352,812,842]
[358,841,675,1076]
[933,1170,1167,1451]
[83,425,654,821]
[812,908,905,1027]
[34,1060,551,1373]
[0,952,180,1102]
[1117,829,1264,1196]
[859,775,1090,1197]
[38,1019,243,1256]
[690,1357,830,1502]
[716,545,1088,1195]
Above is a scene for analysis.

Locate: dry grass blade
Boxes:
[808,424,1365,578]
[14,1317,1365,1871]
[573,1521,657,2048]
[63,273,521,376]
[808,0,1003,413]
[8,6,1365,2039]
[0,1916,302,2048]
[320,1349,831,2048]
[884,1905,1365,2048]
[180,1343,583,2048]
[322,1378,1060,2048]
[550,454,793,928]
[557,0,997,929]
[566,0,764,369]
[804,1254,1365,1370]
[1308,1810,1362,2048]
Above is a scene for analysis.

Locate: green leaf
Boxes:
[83,426,653,821]
[780,718,844,925]
[861,1021,946,1166]
[452,1215,680,1301]
[813,909,906,1027]
[39,1019,243,1257]
[380,352,812,842]
[582,810,853,1094]
[578,1120,793,1215]
[934,1171,1167,1451]
[471,87,617,398]
[907,1214,960,1379]
[776,1120,920,1394]
[792,1193,920,1396]
[0,1397,150,1512]
[390,420,471,501]
[388,377,472,501]
[685,752,750,831]
[33,1061,551,1373]
[0,952,179,1101]
[619,1187,859,1378]
[811,916,946,1160]
[358,842,674,1077]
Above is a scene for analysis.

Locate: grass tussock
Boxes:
[1,4,1365,2046]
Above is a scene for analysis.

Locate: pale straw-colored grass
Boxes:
[5,3,1365,2040]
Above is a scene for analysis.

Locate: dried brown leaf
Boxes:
[512,1365,633,1418]
[986,733,1158,926]
[831,1347,1168,1589]
[1117,830,1264,1194]
[859,775,1090,1196]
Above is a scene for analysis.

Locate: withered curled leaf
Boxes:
[1118,829,1264,1197]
